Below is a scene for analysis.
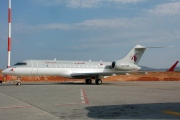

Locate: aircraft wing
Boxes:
[71,71,140,78]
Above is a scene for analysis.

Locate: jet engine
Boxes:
[111,61,121,70]
[111,61,141,71]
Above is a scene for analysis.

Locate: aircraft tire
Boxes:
[85,79,92,84]
[95,79,102,85]
[16,82,21,86]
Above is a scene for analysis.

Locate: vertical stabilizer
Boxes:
[167,61,179,71]
[120,45,147,65]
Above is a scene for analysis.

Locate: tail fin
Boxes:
[167,61,179,71]
[120,45,171,65]
[120,45,147,65]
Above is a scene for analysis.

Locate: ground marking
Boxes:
[163,110,180,116]
[0,105,32,110]
[80,89,89,104]
[55,89,89,106]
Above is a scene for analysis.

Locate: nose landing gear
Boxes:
[15,76,22,86]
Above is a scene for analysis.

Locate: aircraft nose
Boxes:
[2,69,7,75]
[2,68,11,75]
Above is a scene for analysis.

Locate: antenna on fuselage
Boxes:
[99,60,103,65]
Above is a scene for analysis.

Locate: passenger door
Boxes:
[32,61,38,75]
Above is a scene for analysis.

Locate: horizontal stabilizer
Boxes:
[145,46,173,48]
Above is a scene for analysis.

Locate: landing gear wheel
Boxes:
[85,79,92,84]
[95,79,102,85]
[16,82,21,86]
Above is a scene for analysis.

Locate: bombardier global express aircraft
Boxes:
[2,45,161,85]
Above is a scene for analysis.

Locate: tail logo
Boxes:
[131,53,139,62]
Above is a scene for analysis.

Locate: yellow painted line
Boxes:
[163,110,180,116]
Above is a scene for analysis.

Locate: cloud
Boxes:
[67,0,144,8]
[13,18,139,33]
[76,19,137,28]
[32,0,63,6]
[107,0,144,3]
[66,0,103,8]
[148,2,180,15]
[12,16,180,47]
[38,23,72,30]
[12,1,180,48]
[32,0,144,8]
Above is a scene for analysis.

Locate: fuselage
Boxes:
[2,60,141,78]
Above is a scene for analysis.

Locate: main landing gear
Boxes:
[95,79,102,85]
[85,79,92,84]
[85,79,102,85]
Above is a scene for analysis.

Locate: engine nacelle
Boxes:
[111,61,141,71]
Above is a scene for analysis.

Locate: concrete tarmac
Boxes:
[0,81,180,120]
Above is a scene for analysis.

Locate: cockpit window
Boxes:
[14,62,27,66]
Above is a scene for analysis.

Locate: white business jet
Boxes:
[2,45,158,85]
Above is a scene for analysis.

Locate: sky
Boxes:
[0,0,180,69]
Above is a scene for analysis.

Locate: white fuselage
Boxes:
[2,60,140,78]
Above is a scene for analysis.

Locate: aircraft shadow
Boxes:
[85,102,180,119]
[0,82,114,86]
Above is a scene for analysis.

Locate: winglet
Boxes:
[167,61,179,71]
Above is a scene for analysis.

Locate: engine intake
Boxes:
[111,61,122,70]
[111,61,116,69]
